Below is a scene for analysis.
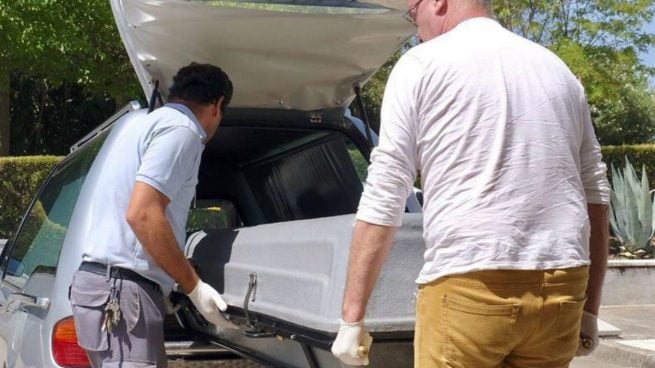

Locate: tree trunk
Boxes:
[0,72,10,156]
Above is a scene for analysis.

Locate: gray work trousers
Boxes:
[69,270,167,367]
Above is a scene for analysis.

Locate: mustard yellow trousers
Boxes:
[415,266,589,368]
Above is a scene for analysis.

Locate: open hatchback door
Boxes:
[110,0,414,112]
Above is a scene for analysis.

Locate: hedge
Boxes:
[601,145,655,180]
[0,156,63,239]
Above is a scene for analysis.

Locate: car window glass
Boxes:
[187,199,243,232]
[197,126,367,226]
[346,140,368,183]
[2,136,106,289]
[243,134,363,222]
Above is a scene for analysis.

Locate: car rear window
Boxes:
[2,135,107,288]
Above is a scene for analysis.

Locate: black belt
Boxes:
[79,261,161,293]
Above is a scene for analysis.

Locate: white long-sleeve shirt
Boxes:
[356,17,610,284]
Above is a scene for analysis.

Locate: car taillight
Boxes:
[52,317,91,368]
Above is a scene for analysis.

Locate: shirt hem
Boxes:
[415,260,591,285]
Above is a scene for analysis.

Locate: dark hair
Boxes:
[168,62,233,111]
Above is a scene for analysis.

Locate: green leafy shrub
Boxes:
[609,158,655,254]
[602,145,655,183]
[0,156,62,239]
[348,149,368,182]
[187,207,231,233]
[13,200,67,276]
[186,200,243,233]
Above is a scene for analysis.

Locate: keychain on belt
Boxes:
[102,266,122,333]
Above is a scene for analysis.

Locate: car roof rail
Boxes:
[69,100,142,153]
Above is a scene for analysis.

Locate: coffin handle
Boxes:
[243,273,258,328]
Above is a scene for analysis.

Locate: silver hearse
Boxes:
[0,0,424,367]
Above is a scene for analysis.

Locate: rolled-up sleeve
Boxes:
[136,126,202,200]
[579,96,610,205]
[356,55,422,227]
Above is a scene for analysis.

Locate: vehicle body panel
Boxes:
[0,105,140,368]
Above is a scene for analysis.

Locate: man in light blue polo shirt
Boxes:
[69,63,233,367]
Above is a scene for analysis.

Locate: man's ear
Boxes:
[214,96,225,117]
[434,0,447,15]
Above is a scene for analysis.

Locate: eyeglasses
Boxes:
[403,0,423,26]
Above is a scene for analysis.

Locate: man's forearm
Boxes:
[128,209,199,293]
[585,203,609,315]
[342,220,397,322]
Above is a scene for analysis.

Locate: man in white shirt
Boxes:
[331,0,610,367]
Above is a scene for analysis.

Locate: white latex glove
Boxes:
[187,280,235,329]
[576,311,599,356]
[331,319,373,366]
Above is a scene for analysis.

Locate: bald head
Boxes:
[412,0,492,42]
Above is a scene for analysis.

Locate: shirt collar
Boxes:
[164,103,208,142]
[453,17,499,31]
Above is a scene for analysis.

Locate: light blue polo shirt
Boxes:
[81,103,206,294]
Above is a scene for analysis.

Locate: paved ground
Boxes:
[571,355,631,368]
[597,305,655,340]
[570,304,655,368]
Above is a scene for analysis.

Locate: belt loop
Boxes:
[105,263,111,282]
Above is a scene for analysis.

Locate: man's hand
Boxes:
[331,320,373,366]
[187,280,235,329]
[163,294,181,315]
[576,311,599,356]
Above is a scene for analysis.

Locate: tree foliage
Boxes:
[494,0,655,145]
[360,1,655,145]
[558,42,655,144]
[0,155,61,239]
[357,43,411,133]
[356,50,401,133]
[0,0,139,100]
[494,0,654,51]
[0,0,141,155]
[10,74,120,155]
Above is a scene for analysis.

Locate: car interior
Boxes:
[192,125,365,228]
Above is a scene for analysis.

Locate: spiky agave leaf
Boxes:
[624,164,641,250]
[609,157,655,253]
[641,165,654,242]
[610,164,627,244]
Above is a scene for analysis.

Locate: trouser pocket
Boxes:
[445,295,519,344]
[444,295,519,366]
[549,296,587,359]
[69,271,111,351]
[116,280,165,364]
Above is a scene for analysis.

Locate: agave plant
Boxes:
[609,158,655,254]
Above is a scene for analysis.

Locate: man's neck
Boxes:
[169,99,211,134]
[170,98,203,121]
[441,6,490,34]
